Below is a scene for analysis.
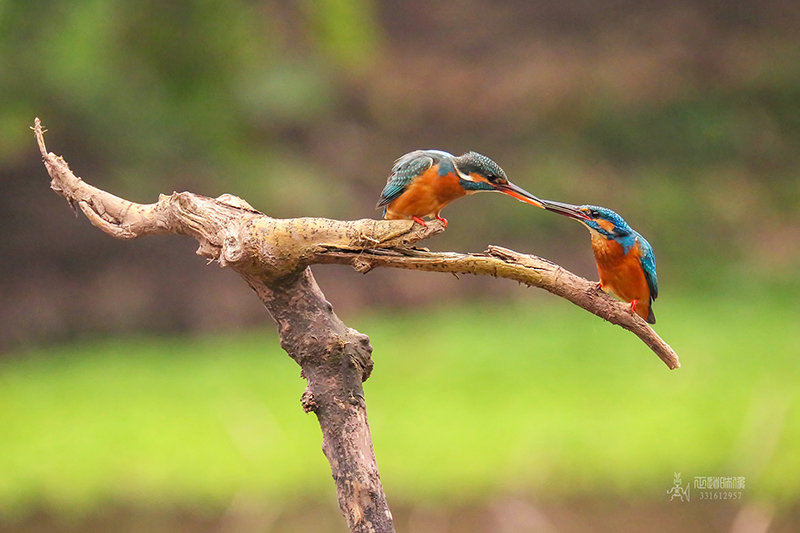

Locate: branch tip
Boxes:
[33,117,50,157]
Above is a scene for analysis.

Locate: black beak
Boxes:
[541,199,591,220]
[494,182,544,208]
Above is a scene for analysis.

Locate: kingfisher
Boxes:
[377,150,544,226]
[541,200,659,324]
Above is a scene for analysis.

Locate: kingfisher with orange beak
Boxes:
[377,150,544,226]
[542,200,659,324]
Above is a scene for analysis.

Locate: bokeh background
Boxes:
[1,1,799,531]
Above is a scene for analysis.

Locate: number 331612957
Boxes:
[698,491,743,500]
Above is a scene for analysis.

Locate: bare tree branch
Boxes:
[33,117,679,532]
[313,245,679,369]
[35,118,400,533]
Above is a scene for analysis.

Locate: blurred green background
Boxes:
[1,0,799,531]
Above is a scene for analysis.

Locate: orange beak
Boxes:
[494,182,544,208]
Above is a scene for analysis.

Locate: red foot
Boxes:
[412,216,428,227]
[435,214,448,227]
[630,299,639,313]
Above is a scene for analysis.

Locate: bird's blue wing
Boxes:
[637,235,658,300]
[376,151,438,208]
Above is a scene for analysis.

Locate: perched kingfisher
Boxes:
[542,200,659,324]
[377,150,544,226]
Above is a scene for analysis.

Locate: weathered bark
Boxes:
[35,119,399,533]
[242,268,392,531]
[34,118,680,532]
[312,245,678,369]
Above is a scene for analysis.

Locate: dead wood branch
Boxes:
[35,118,398,533]
[313,245,679,369]
[34,118,679,532]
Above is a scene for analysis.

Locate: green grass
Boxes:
[1,293,798,519]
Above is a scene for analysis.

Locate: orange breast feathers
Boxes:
[383,167,466,220]
[590,233,652,318]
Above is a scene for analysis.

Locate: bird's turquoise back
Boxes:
[377,150,454,208]
[638,236,658,300]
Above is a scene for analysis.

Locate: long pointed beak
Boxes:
[541,199,591,220]
[494,182,544,208]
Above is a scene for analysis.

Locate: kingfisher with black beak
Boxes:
[541,200,659,324]
[377,150,544,226]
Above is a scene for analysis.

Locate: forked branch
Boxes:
[34,117,679,533]
[33,119,678,369]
